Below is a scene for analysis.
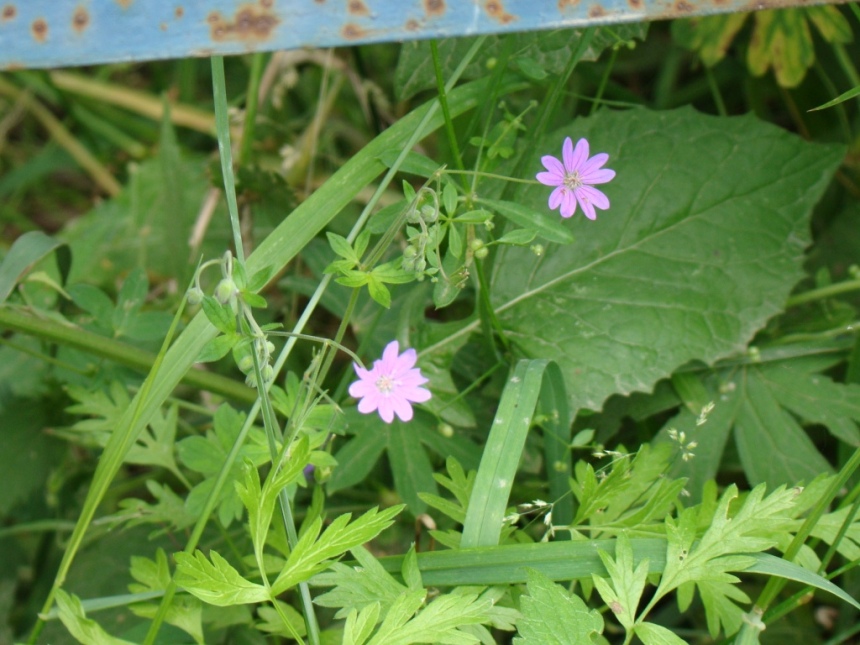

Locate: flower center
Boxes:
[563,171,583,191]
[375,374,396,394]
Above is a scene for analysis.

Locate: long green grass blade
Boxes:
[462,358,566,548]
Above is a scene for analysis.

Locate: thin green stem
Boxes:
[430,40,467,183]
[238,52,267,166]
[786,279,860,307]
[590,47,619,116]
[705,66,727,117]
[0,306,256,404]
[211,56,246,265]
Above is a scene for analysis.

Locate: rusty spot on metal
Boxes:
[627,0,642,9]
[31,18,47,42]
[405,18,420,30]
[674,0,693,11]
[208,2,279,42]
[348,0,369,16]
[484,0,516,24]
[72,7,89,32]
[424,0,445,16]
[587,4,606,17]
[175,6,184,18]
[1,4,15,21]
[341,22,367,39]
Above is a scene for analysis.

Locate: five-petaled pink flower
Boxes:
[536,137,615,220]
[349,340,431,423]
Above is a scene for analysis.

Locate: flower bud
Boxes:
[420,204,438,223]
[414,257,427,272]
[474,247,489,260]
[214,278,237,305]
[469,238,485,252]
[187,287,204,305]
[261,365,274,382]
[403,245,418,259]
[531,244,544,257]
[238,355,254,373]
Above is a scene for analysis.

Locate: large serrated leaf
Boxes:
[465,107,843,414]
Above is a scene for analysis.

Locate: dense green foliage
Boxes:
[1,8,860,644]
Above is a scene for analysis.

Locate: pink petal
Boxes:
[536,171,562,187]
[559,190,577,218]
[578,185,610,210]
[394,347,417,372]
[400,371,429,389]
[540,155,565,177]
[548,186,566,211]
[582,168,615,185]
[404,386,432,403]
[381,340,400,366]
[357,394,380,414]
[376,398,395,423]
[391,396,414,422]
[564,138,589,173]
[580,152,609,176]
[349,379,376,398]
[575,189,598,220]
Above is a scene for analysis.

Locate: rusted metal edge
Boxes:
[0,0,849,70]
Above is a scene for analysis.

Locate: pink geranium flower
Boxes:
[536,137,615,220]
[348,340,431,423]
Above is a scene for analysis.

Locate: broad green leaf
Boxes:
[479,198,573,245]
[343,602,381,645]
[314,546,408,619]
[466,107,844,414]
[0,230,70,305]
[758,363,860,445]
[394,25,648,101]
[271,506,403,595]
[650,484,797,617]
[634,622,687,645]
[513,569,603,644]
[55,589,136,645]
[174,550,269,606]
[256,600,307,640]
[733,368,833,486]
[327,413,389,493]
[592,534,648,631]
[388,421,438,514]
[365,589,489,645]
[128,549,204,645]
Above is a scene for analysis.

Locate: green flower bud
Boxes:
[415,257,426,272]
[420,204,438,223]
[403,245,418,259]
[261,365,274,382]
[187,287,204,305]
[469,238,485,252]
[214,278,237,304]
[474,247,489,260]
[238,355,254,373]
[530,244,545,257]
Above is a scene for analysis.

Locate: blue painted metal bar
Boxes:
[0,0,849,70]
